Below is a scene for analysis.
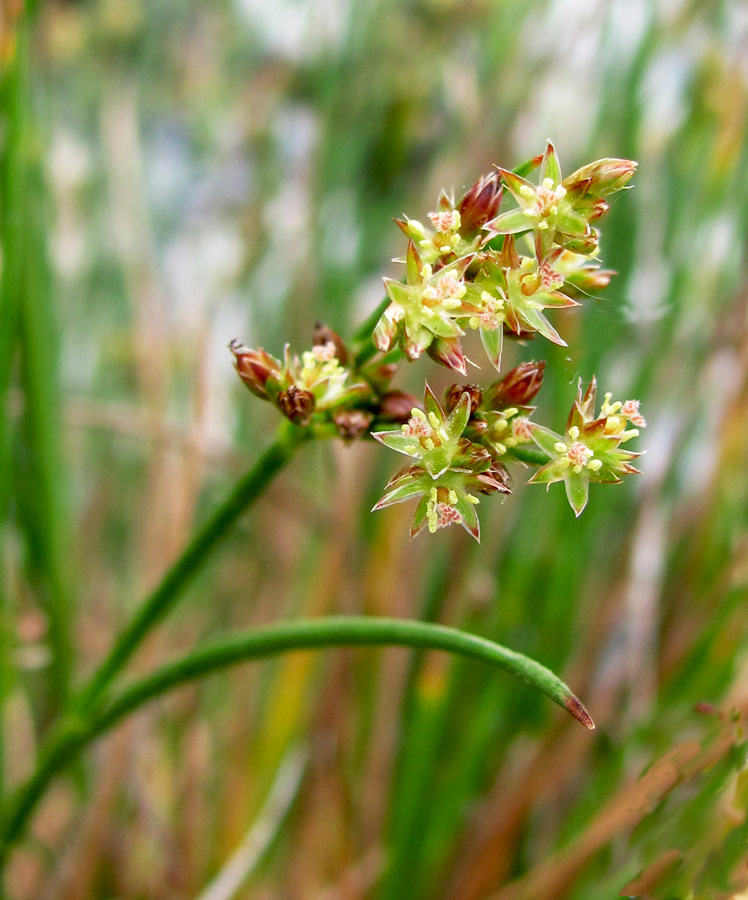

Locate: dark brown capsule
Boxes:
[277,385,315,425]
[444,383,483,415]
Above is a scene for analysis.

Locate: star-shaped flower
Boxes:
[373,241,472,374]
[371,385,508,540]
[527,378,645,516]
[458,238,579,368]
[395,173,503,267]
[488,142,637,260]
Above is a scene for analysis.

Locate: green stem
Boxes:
[353,297,389,368]
[510,446,550,466]
[76,423,309,712]
[0,615,592,859]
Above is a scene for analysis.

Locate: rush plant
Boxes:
[0,141,640,871]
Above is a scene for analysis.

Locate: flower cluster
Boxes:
[230,143,644,540]
[373,141,634,375]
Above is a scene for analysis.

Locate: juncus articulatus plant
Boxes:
[2,142,640,867]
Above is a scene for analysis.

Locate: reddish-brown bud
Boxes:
[444,383,483,415]
[458,173,503,239]
[586,197,610,223]
[476,463,511,494]
[485,361,545,409]
[563,158,638,197]
[230,341,282,400]
[333,409,374,442]
[313,322,348,365]
[426,337,467,376]
[376,390,419,423]
[276,386,315,425]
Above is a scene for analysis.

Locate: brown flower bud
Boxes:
[333,409,374,442]
[485,361,545,409]
[586,197,610,223]
[230,341,282,400]
[477,463,511,494]
[444,383,483,415]
[458,172,503,239]
[276,386,315,425]
[376,390,419,423]
[426,337,467,376]
[313,322,348,365]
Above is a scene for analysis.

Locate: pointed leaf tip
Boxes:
[565,694,595,730]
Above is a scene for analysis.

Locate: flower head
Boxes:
[373,242,471,374]
[488,142,637,260]
[372,385,507,540]
[457,240,579,366]
[396,173,502,267]
[230,332,371,427]
[527,378,645,516]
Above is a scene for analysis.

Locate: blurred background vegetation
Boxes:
[1,0,748,897]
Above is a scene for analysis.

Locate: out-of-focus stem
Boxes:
[76,422,310,712]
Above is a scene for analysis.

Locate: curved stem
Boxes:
[97,617,593,732]
[0,616,593,859]
[76,423,309,712]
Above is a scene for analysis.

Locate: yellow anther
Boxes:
[554,442,568,454]
[588,459,603,472]
[428,412,440,429]
[568,426,579,440]
[448,490,458,504]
